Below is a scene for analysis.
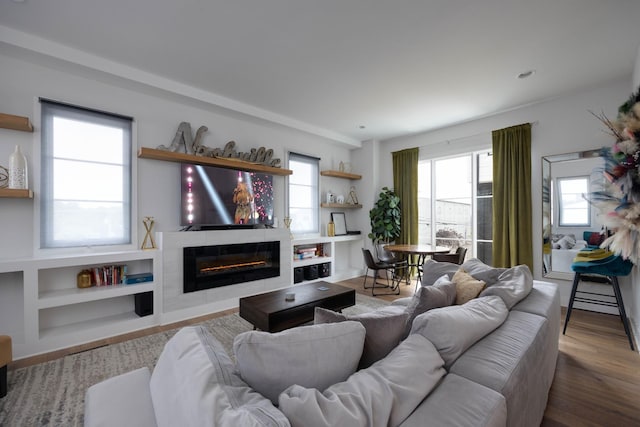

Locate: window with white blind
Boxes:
[40,100,133,248]
[287,152,319,235]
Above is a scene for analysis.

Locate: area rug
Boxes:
[0,293,388,426]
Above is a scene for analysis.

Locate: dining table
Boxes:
[383,244,451,286]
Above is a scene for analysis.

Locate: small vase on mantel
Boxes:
[8,144,28,189]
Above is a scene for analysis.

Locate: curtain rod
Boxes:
[444,120,539,145]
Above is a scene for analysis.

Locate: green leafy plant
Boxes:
[368,187,401,244]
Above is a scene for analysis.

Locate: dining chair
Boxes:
[432,247,467,265]
[361,248,401,296]
[374,243,409,286]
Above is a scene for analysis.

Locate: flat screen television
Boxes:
[181,163,274,229]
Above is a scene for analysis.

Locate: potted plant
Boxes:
[368,187,401,244]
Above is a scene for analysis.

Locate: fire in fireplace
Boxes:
[183,241,280,293]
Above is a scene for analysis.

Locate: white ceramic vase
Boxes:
[8,144,28,189]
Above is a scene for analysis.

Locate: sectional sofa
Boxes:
[84,258,560,427]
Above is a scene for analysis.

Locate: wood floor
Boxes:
[11,276,640,426]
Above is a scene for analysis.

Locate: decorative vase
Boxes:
[283,217,293,240]
[327,220,335,237]
[8,145,28,189]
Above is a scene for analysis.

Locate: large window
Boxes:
[287,152,319,234]
[557,176,590,226]
[40,100,133,248]
[418,149,493,264]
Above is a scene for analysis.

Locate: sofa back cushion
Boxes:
[234,321,365,405]
[278,334,446,427]
[404,275,456,335]
[410,296,508,368]
[480,264,533,309]
[314,306,408,368]
[150,326,290,427]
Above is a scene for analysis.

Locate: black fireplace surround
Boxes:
[183,241,280,293]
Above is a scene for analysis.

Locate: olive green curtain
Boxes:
[492,123,533,270]
[392,148,419,246]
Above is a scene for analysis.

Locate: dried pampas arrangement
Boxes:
[591,87,640,263]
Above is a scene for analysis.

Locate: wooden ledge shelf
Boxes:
[321,203,362,209]
[320,170,361,180]
[0,188,33,199]
[0,113,34,132]
[138,147,292,176]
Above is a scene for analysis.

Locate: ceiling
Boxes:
[1,0,640,147]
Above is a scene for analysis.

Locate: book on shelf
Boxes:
[90,264,128,286]
[124,272,154,285]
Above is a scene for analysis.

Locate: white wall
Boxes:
[0,49,354,260]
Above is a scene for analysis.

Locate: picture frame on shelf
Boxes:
[331,212,347,235]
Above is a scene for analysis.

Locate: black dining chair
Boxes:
[432,247,467,265]
[361,248,402,296]
[374,243,409,285]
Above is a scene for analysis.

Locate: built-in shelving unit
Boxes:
[0,188,33,199]
[138,147,293,176]
[292,235,363,284]
[320,170,362,180]
[0,112,34,132]
[0,250,159,358]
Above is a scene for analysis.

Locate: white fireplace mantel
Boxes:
[158,228,292,324]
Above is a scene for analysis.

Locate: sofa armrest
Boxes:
[84,367,157,427]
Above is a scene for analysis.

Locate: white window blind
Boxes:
[288,152,319,234]
[40,100,133,248]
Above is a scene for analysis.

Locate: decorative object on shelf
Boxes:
[141,216,157,250]
[283,216,293,239]
[0,165,8,188]
[368,187,401,244]
[158,122,282,167]
[339,161,345,172]
[590,86,640,263]
[348,186,359,205]
[327,219,335,237]
[331,212,348,236]
[8,145,27,189]
[336,194,345,204]
[326,191,335,204]
[77,270,93,289]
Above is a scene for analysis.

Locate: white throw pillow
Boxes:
[149,326,289,427]
[234,321,366,404]
[410,296,508,368]
[278,334,446,427]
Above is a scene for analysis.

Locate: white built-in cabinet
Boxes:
[292,235,363,284]
[0,250,159,359]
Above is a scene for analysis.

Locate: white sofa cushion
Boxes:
[278,334,446,427]
[404,274,456,334]
[85,367,157,427]
[234,321,365,405]
[314,306,408,368]
[149,326,289,427]
[410,296,508,368]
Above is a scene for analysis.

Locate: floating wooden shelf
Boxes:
[0,113,34,132]
[0,188,34,198]
[320,170,361,180]
[321,203,362,209]
[138,147,292,176]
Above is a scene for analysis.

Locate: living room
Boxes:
[1,1,640,426]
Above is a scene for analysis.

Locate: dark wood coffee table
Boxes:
[239,281,356,332]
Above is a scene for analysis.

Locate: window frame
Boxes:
[39,99,136,251]
[286,152,320,236]
[557,175,591,227]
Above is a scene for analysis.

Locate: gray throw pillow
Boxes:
[314,306,408,368]
[460,258,507,286]
[233,321,365,405]
[278,334,446,427]
[404,274,456,336]
[479,264,533,309]
[410,296,508,368]
[421,259,459,286]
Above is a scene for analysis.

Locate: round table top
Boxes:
[384,244,451,256]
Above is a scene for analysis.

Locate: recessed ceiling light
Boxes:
[517,70,536,79]
[359,125,366,129]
